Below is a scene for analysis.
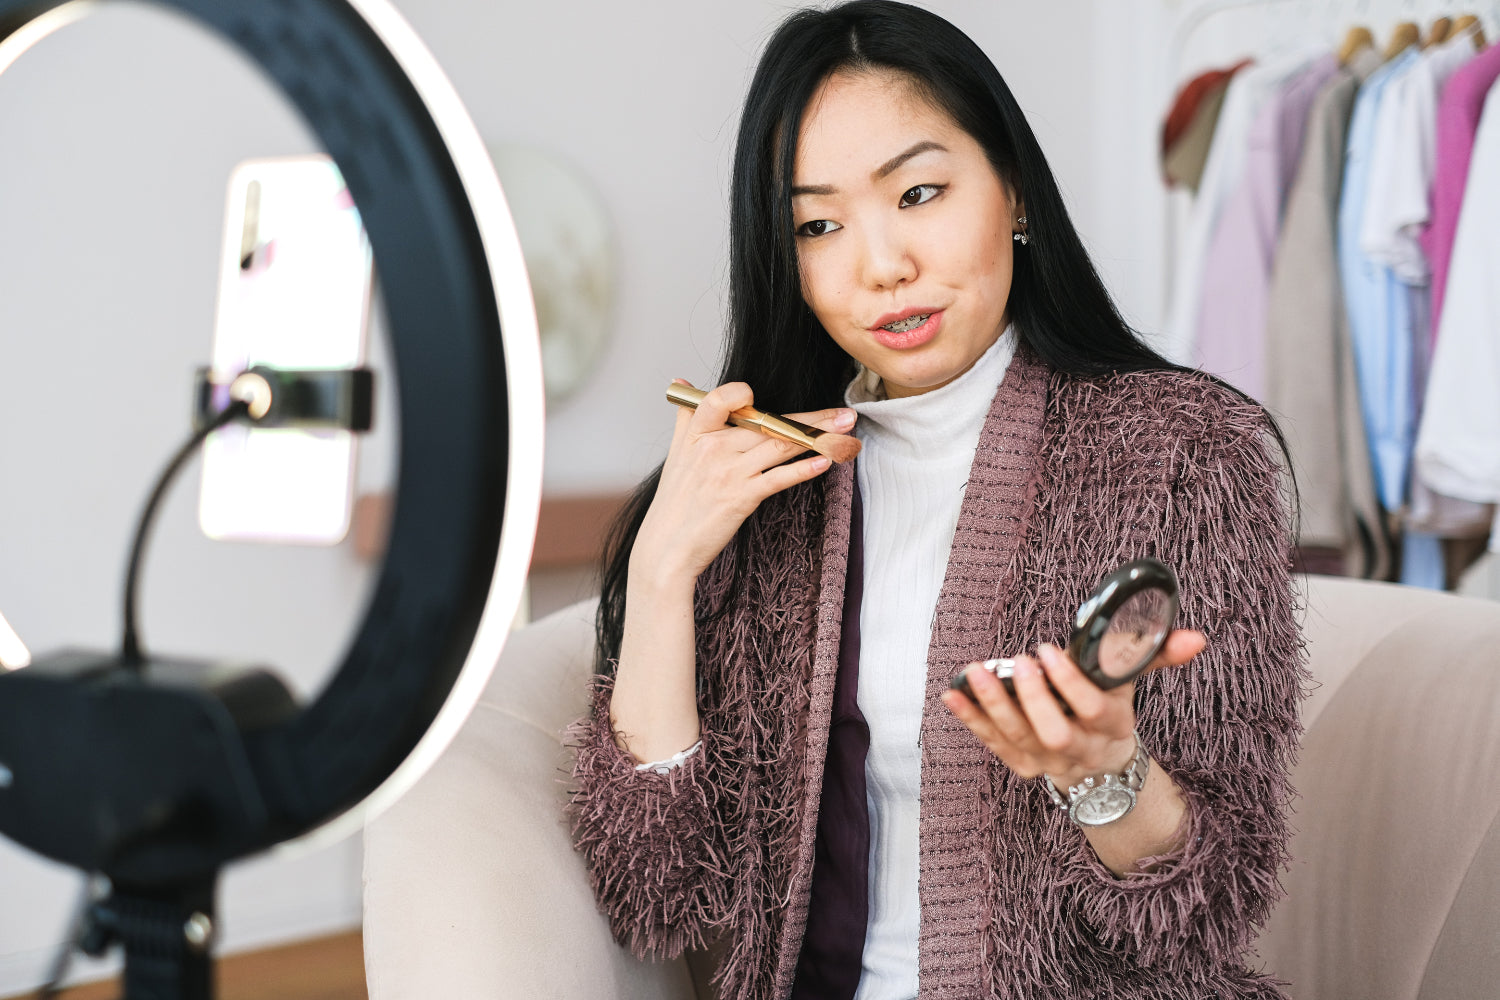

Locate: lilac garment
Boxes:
[1420,42,1500,344]
[1195,55,1340,399]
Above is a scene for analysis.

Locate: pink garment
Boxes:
[1421,42,1500,344]
[1195,54,1340,399]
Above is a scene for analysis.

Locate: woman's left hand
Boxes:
[940,630,1206,788]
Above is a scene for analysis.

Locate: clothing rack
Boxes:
[1159,0,1500,315]
[1160,0,1500,597]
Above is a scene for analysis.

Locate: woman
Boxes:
[570,3,1304,998]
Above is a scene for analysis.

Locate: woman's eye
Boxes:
[796,219,842,237]
[899,184,943,207]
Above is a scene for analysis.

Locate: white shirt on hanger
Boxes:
[1360,34,1478,284]
[1414,79,1500,551]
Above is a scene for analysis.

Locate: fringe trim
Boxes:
[566,682,729,959]
[980,370,1304,997]
[566,480,826,995]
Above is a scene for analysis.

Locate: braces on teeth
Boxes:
[882,313,931,333]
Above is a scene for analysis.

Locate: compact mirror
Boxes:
[951,558,1180,703]
[1064,558,1179,689]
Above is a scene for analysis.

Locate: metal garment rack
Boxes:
[1167,0,1500,91]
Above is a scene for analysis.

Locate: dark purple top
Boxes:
[791,486,869,999]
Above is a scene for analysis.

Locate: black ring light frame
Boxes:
[0,0,542,991]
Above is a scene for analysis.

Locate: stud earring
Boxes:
[1014,217,1029,246]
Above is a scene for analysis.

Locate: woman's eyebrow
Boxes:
[791,140,949,197]
[874,140,947,179]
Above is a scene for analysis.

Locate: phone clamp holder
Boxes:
[193,365,374,432]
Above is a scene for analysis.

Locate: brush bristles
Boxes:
[810,432,862,464]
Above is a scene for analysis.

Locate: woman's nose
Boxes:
[858,222,918,290]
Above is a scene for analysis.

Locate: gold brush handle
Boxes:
[665,383,824,450]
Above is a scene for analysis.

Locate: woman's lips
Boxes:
[871,310,943,350]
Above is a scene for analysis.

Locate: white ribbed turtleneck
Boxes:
[843,326,1016,999]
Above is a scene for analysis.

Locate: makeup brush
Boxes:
[666,382,862,464]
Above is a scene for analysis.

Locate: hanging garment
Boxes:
[1421,41,1500,341]
[1264,46,1391,579]
[1337,46,1446,588]
[1194,53,1339,399]
[1357,36,1491,557]
[1360,35,1478,285]
[1414,79,1500,555]
[1164,82,1234,193]
[1357,35,1492,547]
[1162,48,1325,364]
[1162,61,1252,191]
[1338,45,1423,515]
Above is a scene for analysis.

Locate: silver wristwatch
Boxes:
[1044,732,1150,827]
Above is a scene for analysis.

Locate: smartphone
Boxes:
[198,155,374,545]
[950,657,1068,710]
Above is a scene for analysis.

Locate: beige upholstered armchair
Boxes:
[362,576,1500,999]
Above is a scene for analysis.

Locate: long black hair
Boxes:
[596,1,1217,670]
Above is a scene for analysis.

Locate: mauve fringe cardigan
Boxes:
[569,347,1306,999]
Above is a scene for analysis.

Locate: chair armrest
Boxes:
[362,599,698,1000]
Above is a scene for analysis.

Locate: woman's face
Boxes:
[792,69,1024,399]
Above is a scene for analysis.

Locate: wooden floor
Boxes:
[8,931,366,1000]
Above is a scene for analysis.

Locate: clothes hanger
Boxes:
[1340,25,1377,63]
[1451,12,1488,47]
[1424,15,1454,44]
[1335,0,1379,62]
[1384,19,1422,57]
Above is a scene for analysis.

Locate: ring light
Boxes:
[0,0,543,991]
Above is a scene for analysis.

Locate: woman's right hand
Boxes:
[612,380,848,763]
[632,380,855,584]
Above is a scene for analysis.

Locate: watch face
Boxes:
[1071,786,1135,827]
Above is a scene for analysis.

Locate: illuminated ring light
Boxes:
[0,0,543,876]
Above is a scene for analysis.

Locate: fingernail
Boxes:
[811,456,831,472]
[834,409,856,430]
[1015,656,1040,678]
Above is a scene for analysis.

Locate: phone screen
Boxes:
[198,155,373,545]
